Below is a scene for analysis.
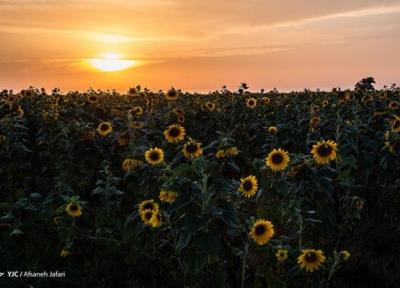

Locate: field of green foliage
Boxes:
[1,80,399,287]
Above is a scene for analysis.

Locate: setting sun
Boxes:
[88,53,137,72]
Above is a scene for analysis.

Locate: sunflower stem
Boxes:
[241,238,248,288]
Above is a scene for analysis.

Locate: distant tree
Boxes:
[355,77,375,91]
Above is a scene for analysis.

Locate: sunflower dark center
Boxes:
[271,153,284,164]
[243,180,253,191]
[394,120,400,129]
[317,144,332,157]
[69,204,78,211]
[150,152,160,161]
[168,91,176,97]
[100,124,109,131]
[186,144,198,153]
[305,252,317,263]
[249,100,255,106]
[143,203,154,210]
[254,224,266,235]
[168,127,180,137]
[144,212,153,220]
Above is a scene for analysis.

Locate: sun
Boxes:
[88,53,137,72]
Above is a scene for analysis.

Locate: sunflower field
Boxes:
[0,83,400,287]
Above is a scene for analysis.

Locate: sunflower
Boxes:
[165,88,179,101]
[310,116,321,129]
[246,97,257,108]
[65,202,82,218]
[339,250,351,261]
[266,148,290,171]
[172,108,184,115]
[388,101,399,110]
[215,150,226,158]
[159,190,178,203]
[117,133,130,146]
[182,140,203,159]
[311,105,320,113]
[276,249,289,263]
[249,219,275,245]
[80,129,95,141]
[297,249,326,272]
[131,121,144,129]
[131,106,143,116]
[205,101,216,111]
[177,115,185,124]
[138,199,160,215]
[60,249,71,258]
[322,100,329,107]
[163,124,186,143]
[392,116,400,133]
[149,211,162,228]
[226,146,239,157]
[262,96,271,105]
[87,94,99,104]
[144,147,164,165]
[311,140,337,164]
[122,158,143,172]
[97,121,112,136]
[238,175,258,198]
[17,106,24,118]
[268,126,278,135]
[141,210,155,225]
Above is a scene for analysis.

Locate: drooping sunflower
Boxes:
[276,249,289,263]
[311,140,337,164]
[266,148,290,171]
[163,124,186,143]
[159,190,178,203]
[131,121,144,129]
[60,249,71,258]
[80,129,96,141]
[297,249,326,272]
[65,202,82,218]
[310,116,321,130]
[339,250,351,261]
[249,219,275,245]
[182,140,203,159]
[246,97,257,108]
[268,126,278,135]
[122,158,143,172]
[392,116,400,133]
[226,146,239,157]
[172,108,184,116]
[131,106,143,116]
[215,149,226,158]
[117,133,130,146]
[144,147,164,165]
[238,175,258,198]
[97,121,113,137]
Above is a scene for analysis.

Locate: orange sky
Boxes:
[0,0,399,92]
